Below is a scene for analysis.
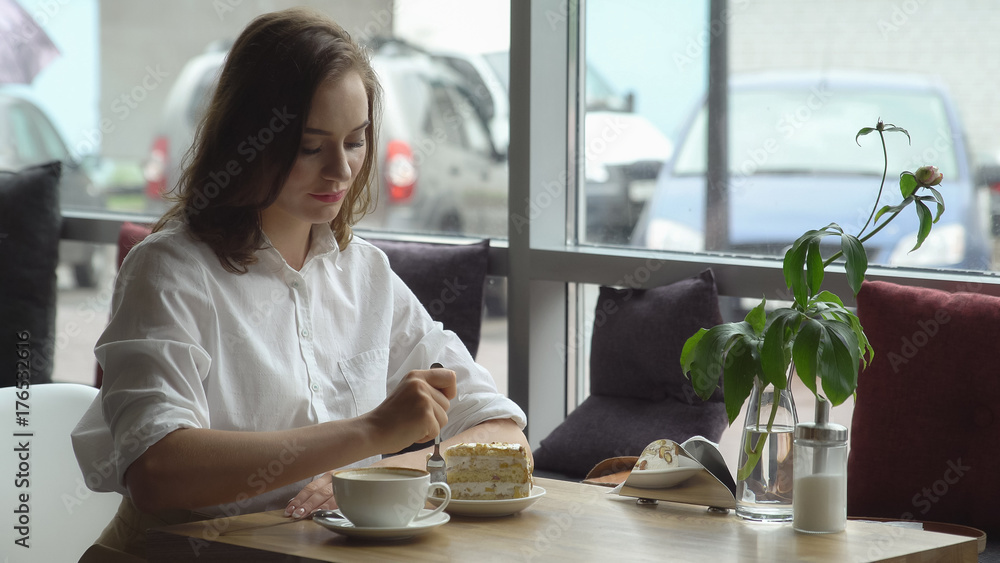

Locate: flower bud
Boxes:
[915,165,943,186]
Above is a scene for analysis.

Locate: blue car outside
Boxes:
[632,70,993,272]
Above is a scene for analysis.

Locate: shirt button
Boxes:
[291,280,300,289]
[311,383,320,392]
[300,329,309,338]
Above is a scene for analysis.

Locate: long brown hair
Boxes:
[155,8,382,273]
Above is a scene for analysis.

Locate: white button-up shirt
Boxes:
[72,221,525,516]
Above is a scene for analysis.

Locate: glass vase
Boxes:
[735,377,798,522]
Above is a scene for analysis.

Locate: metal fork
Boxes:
[426,363,447,484]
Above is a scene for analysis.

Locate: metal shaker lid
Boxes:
[795,397,848,442]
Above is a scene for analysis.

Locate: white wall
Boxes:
[729,0,1000,159]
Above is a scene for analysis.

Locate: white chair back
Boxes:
[1,383,121,562]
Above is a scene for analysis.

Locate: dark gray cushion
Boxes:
[0,161,62,387]
[533,394,728,478]
[590,269,725,403]
[534,269,727,478]
[369,238,489,358]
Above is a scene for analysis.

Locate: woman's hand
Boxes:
[284,367,457,519]
[381,417,530,472]
[284,472,336,519]
[364,367,457,453]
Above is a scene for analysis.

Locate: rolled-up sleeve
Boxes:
[384,269,526,437]
[96,237,216,489]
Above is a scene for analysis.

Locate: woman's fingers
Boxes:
[284,472,337,519]
[362,368,458,453]
[285,368,458,518]
[412,369,454,437]
[426,366,458,400]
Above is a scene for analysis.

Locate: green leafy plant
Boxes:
[679,120,945,480]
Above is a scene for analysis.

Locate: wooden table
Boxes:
[148,478,977,562]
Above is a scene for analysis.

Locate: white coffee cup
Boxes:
[331,467,451,528]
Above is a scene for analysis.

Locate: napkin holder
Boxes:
[614,437,738,511]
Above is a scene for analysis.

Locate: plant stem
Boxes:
[820,127,895,269]
[858,129,889,238]
[821,206,905,268]
[754,388,781,450]
[737,380,782,479]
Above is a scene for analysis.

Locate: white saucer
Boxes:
[313,509,449,540]
[429,486,546,517]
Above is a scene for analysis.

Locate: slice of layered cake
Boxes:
[444,442,532,500]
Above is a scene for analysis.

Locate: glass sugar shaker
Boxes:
[793,397,848,533]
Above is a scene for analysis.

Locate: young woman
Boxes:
[73,8,527,560]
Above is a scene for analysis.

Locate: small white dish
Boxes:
[626,458,704,489]
[314,509,449,540]
[429,486,546,517]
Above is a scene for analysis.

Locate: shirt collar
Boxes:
[308,223,339,259]
[257,223,341,272]
[308,224,343,271]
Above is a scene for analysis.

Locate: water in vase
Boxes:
[736,424,794,521]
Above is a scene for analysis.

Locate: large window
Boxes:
[583,0,998,273]
[11,0,1000,450]
[510,0,1000,448]
[13,0,514,389]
